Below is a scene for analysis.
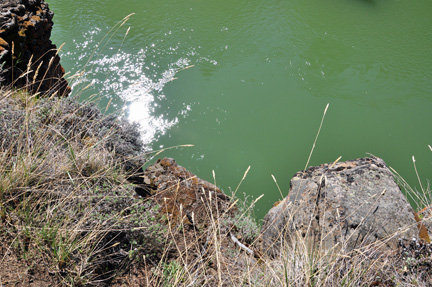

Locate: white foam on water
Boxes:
[63,28,195,146]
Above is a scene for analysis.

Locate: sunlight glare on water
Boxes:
[62,27,197,145]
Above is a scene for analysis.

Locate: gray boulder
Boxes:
[260,157,418,256]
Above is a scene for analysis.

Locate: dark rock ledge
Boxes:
[0,0,70,96]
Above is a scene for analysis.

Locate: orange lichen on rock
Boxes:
[0,37,9,48]
[159,157,174,167]
[31,15,41,22]
[22,20,35,30]
[18,29,27,37]
[272,200,282,208]
[0,0,70,96]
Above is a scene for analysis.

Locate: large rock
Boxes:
[260,157,418,256]
[0,0,69,96]
[141,157,233,226]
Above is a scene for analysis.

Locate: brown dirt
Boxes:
[0,244,61,286]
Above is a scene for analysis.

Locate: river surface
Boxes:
[49,0,432,218]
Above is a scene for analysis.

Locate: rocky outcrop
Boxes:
[259,157,418,257]
[141,157,233,227]
[0,0,69,96]
[110,158,259,285]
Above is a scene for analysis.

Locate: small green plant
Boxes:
[162,261,184,287]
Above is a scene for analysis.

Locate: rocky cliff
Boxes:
[0,0,69,96]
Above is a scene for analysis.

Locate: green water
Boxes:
[49,0,432,218]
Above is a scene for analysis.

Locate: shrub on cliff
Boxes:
[0,87,168,285]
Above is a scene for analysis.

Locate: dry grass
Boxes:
[124,104,432,287]
[0,86,163,285]
[1,91,432,286]
[1,13,432,283]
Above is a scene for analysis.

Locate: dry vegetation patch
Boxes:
[1,88,432,286]
[0,88,163,285]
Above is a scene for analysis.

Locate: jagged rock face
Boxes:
[0,0,70,96]
[135,158,240,267]
[142,158,232,227]
[260,157,418,256]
